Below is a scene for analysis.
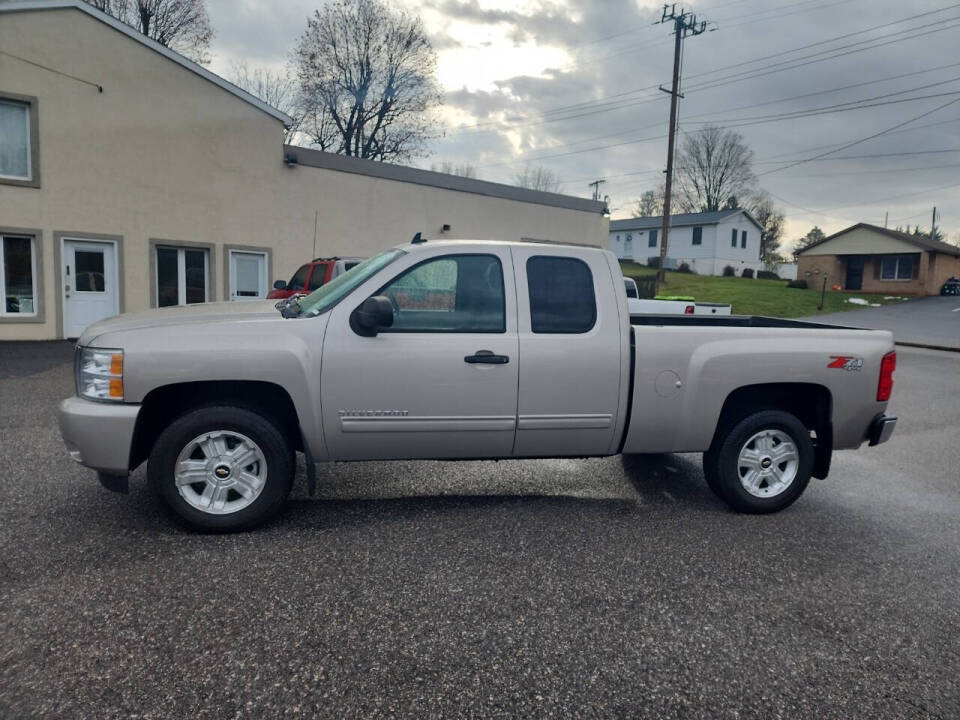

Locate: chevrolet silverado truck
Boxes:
[59,239,897,531]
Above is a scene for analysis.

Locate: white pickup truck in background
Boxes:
[60,239,897,531]
[623,277,732,316]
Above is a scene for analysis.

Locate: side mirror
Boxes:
[352,295,394,336]
[273,280,287,289]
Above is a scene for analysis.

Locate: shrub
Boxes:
[647,257,660,269]
[722,265,736,277]
[677,262,694,274]
[786,279,808,289]
[741,268,754,279]
[757,270,780,280]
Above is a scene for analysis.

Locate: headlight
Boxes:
[77,347,124,401]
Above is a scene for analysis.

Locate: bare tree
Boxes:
[632,186,664,218]
[514,164,561,193]
[675,125,756,213]
[85,0,213,64]
[746,192,785,262]
[227,62,302,143]
[430,161,478,178]
[294,0,442,162]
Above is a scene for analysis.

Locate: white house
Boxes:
[609,209,764,276]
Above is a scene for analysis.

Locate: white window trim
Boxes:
[0,99,32,182]
[228,248,268,301]
[0,234,39,317]
[156,245,210,306]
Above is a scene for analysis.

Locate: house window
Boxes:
[624,234,632,254]
[649,229,658,248]
[731,228,738,247]
[692,227,702,245]
[0,98,34,183]
[741,230,747,249]
[156,246,209,307]
[1,234,37,316]
[880,254,915,281]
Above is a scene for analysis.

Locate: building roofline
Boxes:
[285,145,608,215]
[610,208,764,232]
[0,0,293,126]
[796,222,960,257]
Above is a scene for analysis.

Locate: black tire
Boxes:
[148,405,295,531]
[702,409,813,514]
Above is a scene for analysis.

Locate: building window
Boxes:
[527,256,596,334]
[649,229,658,248]
[0,97,36,183]
[880,254,915,281]
[1,234,37,316]
[156,246,209,307]
[692,227,702,245]
[731,228,738,247]
[741,230,747,249]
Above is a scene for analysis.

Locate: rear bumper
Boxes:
[867,413,897,446]
[58,396,141,475]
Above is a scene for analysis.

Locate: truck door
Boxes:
[320,246,519,460]
[511,246,624,457]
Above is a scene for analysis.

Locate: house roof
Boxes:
[0,0,293,126]
[610,208,762,232]
[797,223,960,257]
[287,146,608,214]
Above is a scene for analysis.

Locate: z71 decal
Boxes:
[828,356,863,372]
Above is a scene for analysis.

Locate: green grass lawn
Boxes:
[620,261,908,318]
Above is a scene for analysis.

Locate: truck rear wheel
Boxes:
[702,409,813,514]
[148,405,294,531]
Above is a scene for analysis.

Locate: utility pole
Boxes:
[931,206,938,239]
[884,211,889,229]
[655,4,709,292]
[588,179,607,201]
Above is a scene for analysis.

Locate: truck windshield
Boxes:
[297,249,405,318]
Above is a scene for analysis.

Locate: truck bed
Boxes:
[629,314,858,330]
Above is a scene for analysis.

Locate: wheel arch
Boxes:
[712,382,833,479]
[129,380,303,471]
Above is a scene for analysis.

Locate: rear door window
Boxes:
[307,265,329,291]
[527,256,596,333]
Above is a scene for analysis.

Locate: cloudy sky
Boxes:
[205,0,960,249]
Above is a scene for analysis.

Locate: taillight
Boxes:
[684,305,695,314]
[877,351,896,401]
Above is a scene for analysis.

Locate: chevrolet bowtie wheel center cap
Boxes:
[214,464,231,479]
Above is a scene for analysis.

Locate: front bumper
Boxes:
[58,396,141,476]
[867,413,897,446]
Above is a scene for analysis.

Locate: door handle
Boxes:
[464,350,509,364]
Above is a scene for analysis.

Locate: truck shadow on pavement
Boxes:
[619,452,723,511]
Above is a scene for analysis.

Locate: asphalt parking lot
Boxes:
[1,342,959,719]
[816,295,960,350]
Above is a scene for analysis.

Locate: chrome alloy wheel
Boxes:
[737,429,799,498]
[174,430,267,515]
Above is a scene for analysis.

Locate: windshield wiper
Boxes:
[275,295,303,319]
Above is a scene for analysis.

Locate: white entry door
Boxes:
[62,239,119,338]
[229,250,267,301]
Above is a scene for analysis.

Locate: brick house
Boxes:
[796,223,960,296]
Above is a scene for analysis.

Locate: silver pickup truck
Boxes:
[59,239,897,531]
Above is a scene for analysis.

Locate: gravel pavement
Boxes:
[1,342,958,719]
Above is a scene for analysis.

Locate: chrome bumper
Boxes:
[58,396,141,476]
[867,413,897,446]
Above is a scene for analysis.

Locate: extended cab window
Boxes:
[380,254,505,333]
[307,266,327,291]
[527,256,596,333]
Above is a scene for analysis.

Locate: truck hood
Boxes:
[79,301,279,345]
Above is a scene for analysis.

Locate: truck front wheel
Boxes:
[702,410,813,514]
[148,405,295,531]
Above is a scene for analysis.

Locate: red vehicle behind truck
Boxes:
[267,257,363,300]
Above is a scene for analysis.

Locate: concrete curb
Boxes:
[895,341,960,354]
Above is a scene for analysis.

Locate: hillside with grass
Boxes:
[620,262,907,317]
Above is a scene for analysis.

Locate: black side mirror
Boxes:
[352,295,394,336]
[273,280,287,289]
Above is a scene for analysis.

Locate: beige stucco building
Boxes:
[0,0,607,340]
[796,223,960,297]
